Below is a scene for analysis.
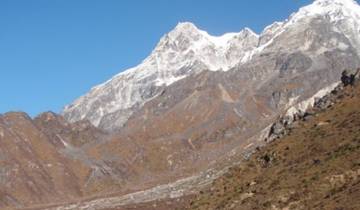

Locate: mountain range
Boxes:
[63,0,360,132]
[1,0,360,209]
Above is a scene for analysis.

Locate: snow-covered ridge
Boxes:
[290,0,360,23]
[63,0,360,131]
[63,22,260,129]
[86,22,258,91]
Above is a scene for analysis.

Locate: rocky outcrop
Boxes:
[266,81,356,141]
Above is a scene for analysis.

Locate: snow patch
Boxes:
[57,134,70,148]
[338,42,349,51]
[155,75,187,86]
[233,108,243,118]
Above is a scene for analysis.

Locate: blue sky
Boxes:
[0,0,337,116]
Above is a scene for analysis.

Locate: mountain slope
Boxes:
[52,0,360,207]
[58,0,360,200]
[187,83,360,210]
[44,72,360,210]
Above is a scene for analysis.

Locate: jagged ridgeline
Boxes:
[63,0,360,133]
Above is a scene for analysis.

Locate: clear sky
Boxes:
[0,0,348,116]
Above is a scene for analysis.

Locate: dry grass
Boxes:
[187,84,360,210]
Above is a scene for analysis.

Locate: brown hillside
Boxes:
[187,84,360,210]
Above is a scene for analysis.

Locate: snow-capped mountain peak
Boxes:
[63,22,259,130]
[254,0,360,60]
[169,22,201,37]
[290,0,360,23]
[157,22,258,55]
[63,0,360,132]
